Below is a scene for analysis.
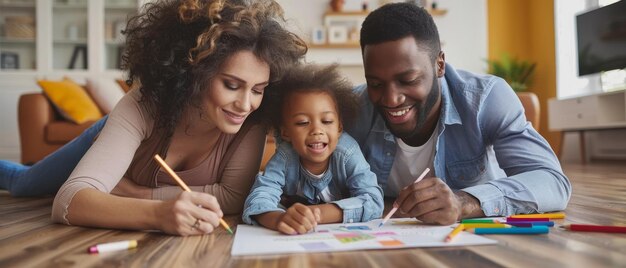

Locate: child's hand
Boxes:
[276,203,321,235]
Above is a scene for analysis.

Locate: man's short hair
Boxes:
[360,2,441,61]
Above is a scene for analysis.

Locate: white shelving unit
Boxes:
[0,0,139,161]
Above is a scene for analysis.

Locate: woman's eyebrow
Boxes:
[221,73,269,86]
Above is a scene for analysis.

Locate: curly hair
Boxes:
[265,64,359,132]
[122,0,307,134]
[360,2,440,61]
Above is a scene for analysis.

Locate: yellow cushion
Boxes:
[38,78,103,124]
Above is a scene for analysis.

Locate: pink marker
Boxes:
[88,240,138,254]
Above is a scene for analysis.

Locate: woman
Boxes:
[2,0,306,236]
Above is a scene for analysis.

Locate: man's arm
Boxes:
[463,78,571,216]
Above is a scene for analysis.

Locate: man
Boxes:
[347,3,570,225]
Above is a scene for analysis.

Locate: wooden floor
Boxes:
[1,162,625,267]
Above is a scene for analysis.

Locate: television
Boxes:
[576,0,626,76]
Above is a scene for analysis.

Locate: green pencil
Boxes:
[461,219,497,223]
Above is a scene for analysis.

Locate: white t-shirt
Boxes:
[385,126,438,197]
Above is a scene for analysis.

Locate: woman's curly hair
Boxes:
[122,0,307,134]
[265,64,359,132]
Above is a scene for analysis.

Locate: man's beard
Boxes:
[379,72,440,141]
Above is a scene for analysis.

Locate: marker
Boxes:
[509,212,565,219]
[444,224,465,242]
[88,240,137,254]
[561,224,626,233]
[469,226,550,235]
[379,168,430,228]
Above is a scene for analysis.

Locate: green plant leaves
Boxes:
[486,54,536,92]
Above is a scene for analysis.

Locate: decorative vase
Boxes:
[330,0,345,12]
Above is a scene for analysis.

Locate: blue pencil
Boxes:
[469,226,549,234]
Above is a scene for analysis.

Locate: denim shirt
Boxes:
[346,63,571,216]
[242,133,384,225]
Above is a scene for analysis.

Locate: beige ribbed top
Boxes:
[52,89,266,224]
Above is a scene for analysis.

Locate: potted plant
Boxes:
[486,54,540,130]
[486,53,536,92]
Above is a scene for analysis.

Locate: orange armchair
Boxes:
[18,93,95,165]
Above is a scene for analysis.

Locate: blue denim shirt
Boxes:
[346,63,571,216]
[242,133,384,225]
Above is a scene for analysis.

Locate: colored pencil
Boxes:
[444,224,465,242]
[506,217,550,222]
[461,219,498,224]
[561,224,626,233]
[378,168,431,228]
[509,212,565,219]
[461,223,512,229]
[154,154,233,235]
[504,221,554,227]
[469,226,550,235]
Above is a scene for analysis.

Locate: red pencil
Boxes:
[562,224,626,233]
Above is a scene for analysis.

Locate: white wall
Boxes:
[277,0,488,85]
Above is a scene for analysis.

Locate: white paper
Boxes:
[231,218,497,256]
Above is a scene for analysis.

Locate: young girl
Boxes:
[242,65,383,235]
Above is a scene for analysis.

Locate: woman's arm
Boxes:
[66,188,222,235]
[51,91,223,235]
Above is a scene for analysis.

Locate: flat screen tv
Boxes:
[576,0,626,76]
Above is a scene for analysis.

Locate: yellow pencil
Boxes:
[509,212,565,219]
[444,224,465,242]
[154,154,234,235]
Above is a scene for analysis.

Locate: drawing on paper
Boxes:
[232,218,498,256]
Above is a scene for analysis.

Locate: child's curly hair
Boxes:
[265,64,359,132]
[122,0,307,134]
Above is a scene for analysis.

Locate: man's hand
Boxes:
[394,177,485,225]
[111,177,151,199]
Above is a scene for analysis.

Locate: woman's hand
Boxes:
[111,177,151,199]
[157,191,223,236]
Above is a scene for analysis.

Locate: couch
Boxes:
[18,93,96,165]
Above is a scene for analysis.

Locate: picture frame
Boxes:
[311,26,327,45]
[0,52,19,69]
[328,26,348,44]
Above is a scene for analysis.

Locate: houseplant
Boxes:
[486,53,536,92]
[486,54,540,130]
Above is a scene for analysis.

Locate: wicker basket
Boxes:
[5,16,35,38]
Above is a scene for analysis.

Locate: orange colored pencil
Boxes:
[154,154,233,235]
[445,224,465,242]
[509,212,565,219]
